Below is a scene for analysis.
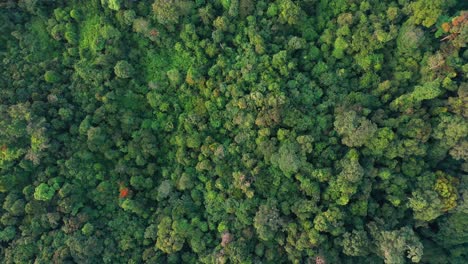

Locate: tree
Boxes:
[0,226,16,242]
[339,149,364,183]
[369,224,424,264]
[366,128,396,156]
[114,60,134,79]
[313,207,344,236]
[270,140,301,177]
[409,0,456,27]
[288,37,306,50]
[408,190,444,221]
[44,70,60,83]
[66,234,104,262]
[342,230,370,256]
[332,37,348,59]
[157,180,173,201]
[34,183,56,201]
[334,110,377,147]
[254,201,283,241]
[433,212,468,248]
[120,199,147,217]
[278,0,302,25]
[156,217,185,254]
[130,176,153,190]
[102,0,122,11]
[152,0,193,26]
[432,114,467,148]
[397,23,425,54]
[433,172,458,211]
[86,126,106,152]
[411,81,442,101]
[167,69,182,86]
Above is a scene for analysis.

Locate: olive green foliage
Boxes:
[0,0,466,263]
[114,60,134,79]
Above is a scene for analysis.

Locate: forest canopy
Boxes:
[0,0,467,263]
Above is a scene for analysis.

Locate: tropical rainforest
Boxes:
[0,0,467,263]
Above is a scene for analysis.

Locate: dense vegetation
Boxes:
[0,0,467,263]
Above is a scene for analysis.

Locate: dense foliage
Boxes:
[0,0,467,263]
